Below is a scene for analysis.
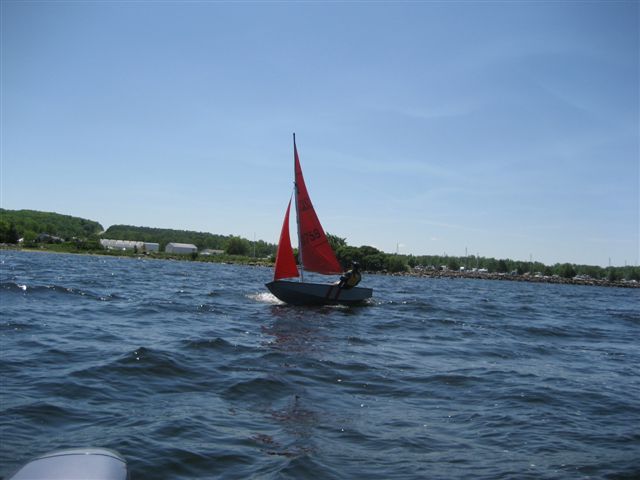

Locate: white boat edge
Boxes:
[7,448,129,480]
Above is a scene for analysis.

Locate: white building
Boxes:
[100,239,159,252]
[144,242,160,252]
[101,239,141,251]
[201,249,225,256]
[165,242,198,254]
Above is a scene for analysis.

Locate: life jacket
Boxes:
[344,270,362,288]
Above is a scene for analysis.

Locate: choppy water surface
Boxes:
[1,251,639,479]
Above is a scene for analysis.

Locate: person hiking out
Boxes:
[338,261,362,289]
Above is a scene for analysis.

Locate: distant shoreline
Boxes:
[385,268,640,289]
[2,245,638,289]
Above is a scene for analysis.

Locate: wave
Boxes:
[0,281,116,301]
[0,281,28,293]
[0,320,41,332]
[70,347,200,387]
[607,307,640,325]
[196,302,229,314]
[223,376,294,403]
[3,401,87,427]
[180,336,255,355]
[521,325,574,338]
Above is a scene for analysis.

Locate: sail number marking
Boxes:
[301,229,322,246]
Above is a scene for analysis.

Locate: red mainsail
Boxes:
[273,197,300,280]
[294,138,343,275]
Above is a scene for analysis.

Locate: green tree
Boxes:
[359,245,382,257]
[607,268,621,282]
[627,268,640,281]
[447,257,460,271]
[0,209,102,239]
[363,253,387,271]
[386,255,408,273]
[496,259,508,273]
[326,233,347,252]
[580,265,604,279]
[225,236,249,255]
[22,230,37,245]
[558,263,576,279]
[0,221,19,243]
[335,245,361,267]
[73,235,102,251]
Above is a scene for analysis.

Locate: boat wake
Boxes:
[248,292,283,305]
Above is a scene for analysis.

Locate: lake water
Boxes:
[1,250,639,479]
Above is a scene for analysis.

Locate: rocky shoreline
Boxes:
[382,268,639,289]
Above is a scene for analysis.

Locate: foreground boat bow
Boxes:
[8,448,129,480]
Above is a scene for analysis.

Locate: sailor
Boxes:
[339,261,362,289]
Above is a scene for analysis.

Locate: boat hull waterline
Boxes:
[266,280,372,306]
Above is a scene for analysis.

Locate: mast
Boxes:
[293,133,304,282]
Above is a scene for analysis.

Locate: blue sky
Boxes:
[2,1,638,267]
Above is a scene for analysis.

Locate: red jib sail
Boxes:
[273,197,300,280]
[294,138,343,275]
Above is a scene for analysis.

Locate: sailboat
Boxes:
[265,134,373,306]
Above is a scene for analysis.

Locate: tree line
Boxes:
[1,209,637,281]
[0,210,276,258]
[0,209,103,244]
[103,225,276,258]
[326,234,639,282]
